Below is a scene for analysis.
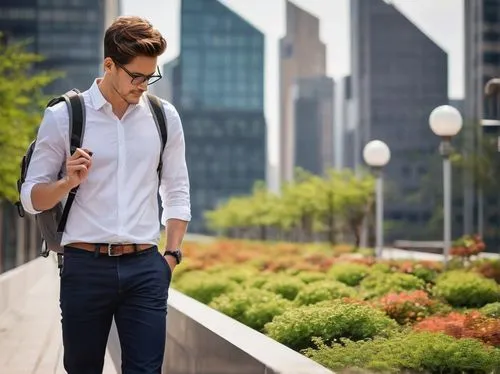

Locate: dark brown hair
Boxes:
[104,16,167,65]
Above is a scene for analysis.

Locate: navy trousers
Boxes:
[59,246,172,374]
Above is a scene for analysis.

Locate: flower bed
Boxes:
[173,239,500,373]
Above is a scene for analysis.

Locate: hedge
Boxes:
[171,239,500,373]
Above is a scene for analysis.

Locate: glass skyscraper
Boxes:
[179,0,264,112]
[351,0,448,241]
[176,0,267,233]
[0,0,120,94]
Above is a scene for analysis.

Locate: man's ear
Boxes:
[103,57,114,73]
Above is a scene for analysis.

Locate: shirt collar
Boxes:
[89,78,148,112]
[89,78,107,111]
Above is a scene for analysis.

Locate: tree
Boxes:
[204,168,376,246]
[335,170,375,247]
[0,36,61,202]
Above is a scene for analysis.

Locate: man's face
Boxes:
[109,56,159,105]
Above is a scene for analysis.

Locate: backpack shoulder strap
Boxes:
[56,89,86,233]
[66,89,86,155]
[146,94,168,181]
[46,89,86,154]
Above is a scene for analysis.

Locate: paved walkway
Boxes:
[0,255,116,374]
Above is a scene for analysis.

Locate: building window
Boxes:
[484,51,500,65]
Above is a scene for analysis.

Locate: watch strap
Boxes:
[163,249,181,264]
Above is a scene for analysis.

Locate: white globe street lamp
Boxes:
[429,105,463,138]
[429,105,463,266]
[363,140,391,259]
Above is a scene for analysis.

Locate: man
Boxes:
[20,16,190,374]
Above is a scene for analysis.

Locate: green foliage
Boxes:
[432,270,500,308]
[303,331,500,373]
[0,37,61,201]
[264,300,397,351]
[480,302,500,319]
[411,266,439,284]
[295,270,326,284]
[177,239,500,373]
[370,263,392,274]
[359,272,426,299]
[328,262,371,286]
[173,271,239,304]
[260,275,306,300]
[209,288,291,331]
[294,280,357,306]
[205,265,259,284]
[205,168,375,244]
[245,274,273,289]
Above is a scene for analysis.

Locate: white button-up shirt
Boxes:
[20,79,191,246]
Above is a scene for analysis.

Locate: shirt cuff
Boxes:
[20,182,43,215]
[161,205,192,226]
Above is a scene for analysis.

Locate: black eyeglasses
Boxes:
[114,61,162,86]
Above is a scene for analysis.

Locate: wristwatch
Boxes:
[163,248,182,264]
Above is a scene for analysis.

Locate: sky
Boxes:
[122,0,464,165]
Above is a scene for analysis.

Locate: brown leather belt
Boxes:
[67,242,154,256]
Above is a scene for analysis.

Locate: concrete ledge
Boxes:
[0,256,54,317]
[108,288,333,374]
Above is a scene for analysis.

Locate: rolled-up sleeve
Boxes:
[159,101,191,225]
[20,107,66,215]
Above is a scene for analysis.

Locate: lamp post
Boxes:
[429,105,463,266]
[363,140,391,259]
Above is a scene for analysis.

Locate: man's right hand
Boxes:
[64,148,93,189]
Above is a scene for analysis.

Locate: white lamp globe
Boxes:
[363,140,391,167]
[429,105,463,137]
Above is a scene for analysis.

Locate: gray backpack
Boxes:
[15,89,168,265]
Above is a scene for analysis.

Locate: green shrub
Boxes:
[209,288,291,331]
[245,274,273,289]
[432,271,500,308]
[370,263,392,274]
[294,280,357,306]
[173,271,239,304]
[296,271,326,284]
[328,262,371,286]
[480,302,500,318]
[303,331,500,373]
[411,266,438,283]
[360,272,425,299]
[261,276,306,300]
[264,300,397,351]
[205,265,259,283]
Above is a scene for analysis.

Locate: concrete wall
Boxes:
[108,289,333,374]
[0,202,41,274]
[0,256,53,317]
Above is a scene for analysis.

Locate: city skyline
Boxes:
[122,0,464,166]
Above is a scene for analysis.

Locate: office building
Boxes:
[464,0,500,251]
[0,0,120,94]
[293,76,334,175]
[279,0,326,184]
[176,0,266,233]
[351,0,448,241]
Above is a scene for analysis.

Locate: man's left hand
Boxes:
[164,254,177,273]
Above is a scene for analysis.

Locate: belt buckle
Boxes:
[107,244,123,257]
